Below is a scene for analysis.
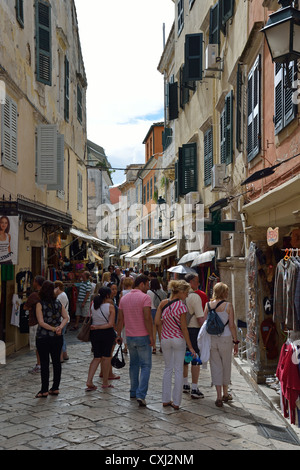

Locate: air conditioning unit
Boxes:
[205,44,222,71]
[185,192,200,209]
[211,164,226,190]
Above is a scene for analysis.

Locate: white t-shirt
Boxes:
[91,302,111,326]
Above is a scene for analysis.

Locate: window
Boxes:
[47,134,64,192]
[184,33,203,82]
[209,3,220,45]
[16,0,24,28]
[35,0,52,85]
[274,62,297,135]
[220,91,233,165]
[175,142,198,199]
[77,170,83,210]
[204,128,213,186]
[64,57,70,122]
[168,82,179,120]
[247,55,261,162]
[147,181,149,202]
[1,96,18,172]
[162,127,172,150]
[150,178,153,200]
[77,84,83,124]
[178,0,184,35]
[222,0,235,27]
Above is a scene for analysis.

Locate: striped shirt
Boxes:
[77,281,92,303]
[161,300,188,340]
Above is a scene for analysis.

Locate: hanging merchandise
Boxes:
[245,242,259,364]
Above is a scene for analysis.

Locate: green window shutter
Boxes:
[35,0,52,85]
[204,127,213,186]
[184,33,203,82]
[225,90,233,164]
[47,134,64,192]
[222,0,235,26]
[36,124,57,185]
[168,82,178,120]
[209,2,220,45]
[64,57,70,122]
[77,84,83,123]
[181,143,197,195]
[247,55,261,162]
[175,161,179,202]
[220,108,226,164]
[1,96,18,172]
[236,63,242,150]
[16,0,24,28]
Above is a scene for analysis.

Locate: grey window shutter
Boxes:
[35,0,52,85]
[181,143,197,195]
[274,62,296,135]
[2,96,18,172]
[16,0,24,28]
[64,57,69,122]
[175,161,179,202]
[222,0,235,26]
[47,134,64,191]
[204,127,213,186]
[284,61,296,127]
[77,84,83,123]
[77,171,83,210]
[225,90,233,164]
[37,124,57,185]
[209,2,220,45]
[236,64,242,150]
[220,108,226,164]
[184,33,203,82]
[247,55,261,162]
[168,82,178,120]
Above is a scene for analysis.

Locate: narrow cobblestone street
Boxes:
[0,329,300,453]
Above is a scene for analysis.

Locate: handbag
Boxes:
[111,345,125,369]
[77,305,92,342]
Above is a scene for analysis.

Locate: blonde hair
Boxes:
[212,282,229,300]
[102,271,111,282]
[168,280,190,294]
[123,277,133,289]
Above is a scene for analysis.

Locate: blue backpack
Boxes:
[206,300,229,336]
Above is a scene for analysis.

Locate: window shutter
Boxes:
[247,55,261,162]
[162,127,172,150]
[2,97,18,172]
[274,62,296,135]
[77,84,83,123]
[181,143,197,195]
[284,61,296,127]
[222,0,235,26]
[77,170,83,210]
[175,161,179,202]
[180,67,189,108]
[209,2,220,45]
[236,63,242,150]
[184,33,203,82]
[35,0,52,85]
[220,108,226,164]
[204,128,213,186]
[47,134,64,191]
[168,82,179,120]
[64,56,69,122]
[16,0,24,28]
[225,90,233,164]
[37,124,57,185]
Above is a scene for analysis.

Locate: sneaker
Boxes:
[191,388,204,399]
[137,398,147,407]
[28,365,41,374]
[183,384,190,393]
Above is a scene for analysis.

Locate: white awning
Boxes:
[123,241,153,261]
[191,250,215,267]
[131,237,176,262]
[178,251,201,265]
[70,228,116,250]
[146,243,177,265]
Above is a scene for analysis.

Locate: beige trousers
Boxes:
[210,335,233,386]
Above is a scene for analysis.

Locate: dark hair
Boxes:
[150,278,160,291]
[35,275,45,287]
[185,273,198,283]
[149,271,157,278]
[107,282,117,288]
[94,287,111,309]
[143,270,149,276]
[134,274,149,288]
[39,280,56,301]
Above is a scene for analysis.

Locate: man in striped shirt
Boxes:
[72,271,92,330]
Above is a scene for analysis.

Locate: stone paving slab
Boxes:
[0,329,300,452]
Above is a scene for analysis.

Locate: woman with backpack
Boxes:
[155,280,196,410]
[147,278,167,354]
[203,282,239,408]
[35,281,69,398]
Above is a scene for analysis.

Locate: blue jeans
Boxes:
[126,336,152,399]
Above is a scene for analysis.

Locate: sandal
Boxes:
[85,385,97,392]
[102,384,114,389]
[170,403,180,410]
[48,389,59,395]
[215,399,223,407]
[152,348,156,354]
[222,394,233,402]
[163,401,173,407]
[35,391,48,398]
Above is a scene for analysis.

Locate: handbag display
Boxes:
[77,305,92,342]
[111,345,126,369]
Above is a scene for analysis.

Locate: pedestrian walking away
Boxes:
[155,280,196,410]
[54,280,70,362]
[200,282,239,408]
[147,277,167,354]
[72,271,92,330]
[117,274,154,407]
[86,287,116,391]
[35,280,69,398]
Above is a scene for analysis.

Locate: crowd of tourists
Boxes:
[25,265,239,409]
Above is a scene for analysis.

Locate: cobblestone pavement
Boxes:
[0,329,300,452]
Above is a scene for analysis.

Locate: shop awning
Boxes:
[146,243,177,265]
[191,250,215,267]
[122,241,153,261]
[70,228,116,250]
[131,237,176,262]
[178,251,201,265]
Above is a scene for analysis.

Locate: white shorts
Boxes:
[29,325,38,350]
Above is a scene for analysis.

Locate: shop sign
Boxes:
[0,215,19,265]
[267,227,279,246]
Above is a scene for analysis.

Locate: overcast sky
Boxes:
[75,0,174,186]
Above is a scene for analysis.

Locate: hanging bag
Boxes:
[111,345,126,369]
[77,304,92,342]
[206,300,228,336]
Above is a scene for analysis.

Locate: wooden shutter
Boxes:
[181,143,197,195]
[236,63,243,150]
[204,128,213,186]
[175,161,179,202]
[16,0,24,28]
[168,82,178,120]
[209,2,220,45]
[220,108,226,164]
[274,62,296,135]
[247,55,261,162]
[2,96,18,172]
[64,57,69,122]
[47,134,64,191]
[225,91,233,164]
[222,0,235,26]
[184,33,203,82]
[37,124,57,185]
[35,0,52,85]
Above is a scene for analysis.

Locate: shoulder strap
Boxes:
[161,298,178,313]
[208,300,226,311]
[100,306,109,323]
